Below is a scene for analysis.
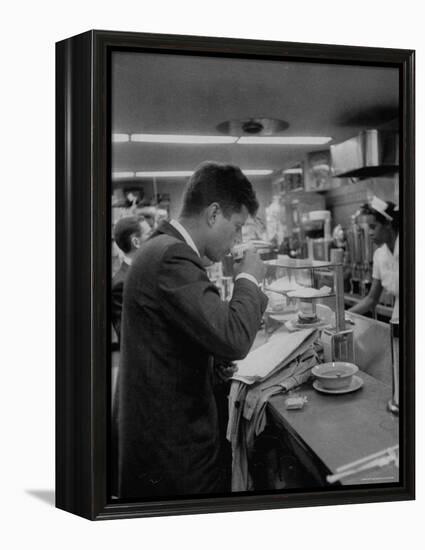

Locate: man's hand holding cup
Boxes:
[232,243,266,284]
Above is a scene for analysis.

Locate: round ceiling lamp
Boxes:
[216,117,290,136]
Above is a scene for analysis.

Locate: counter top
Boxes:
[268,370,399,485]
[344,293,393,319]
[261,310,392,385]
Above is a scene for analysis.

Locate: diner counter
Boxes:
[262,309,392,384]
[344,293,393,320]
[251,311,398,487]
[267,370,399,485]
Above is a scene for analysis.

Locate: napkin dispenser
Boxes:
[321,326,354,364]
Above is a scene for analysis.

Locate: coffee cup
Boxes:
[231,243,252,261]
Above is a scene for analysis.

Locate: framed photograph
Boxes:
[56,30,415,520]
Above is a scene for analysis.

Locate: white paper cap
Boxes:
[369,195,393,221]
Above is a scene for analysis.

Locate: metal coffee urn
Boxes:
[388,320,399,415]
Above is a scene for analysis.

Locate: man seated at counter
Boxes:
[349,196,399,322]
[117,161,268,499]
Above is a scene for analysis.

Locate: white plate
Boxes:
[313,375,364,395]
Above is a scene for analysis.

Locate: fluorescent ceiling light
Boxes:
[134,169,273,178]
[112,171,134,179]
[117,134,332,146]
[283,168,303,174]
[135,171,193,178]
[131,134,238,144]
[117,134,332,145]
[112,133,130,143]
[311,164,330,171]
[243,170,273,176]
[238,136,332,145]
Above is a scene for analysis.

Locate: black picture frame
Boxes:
[56,29,415,521]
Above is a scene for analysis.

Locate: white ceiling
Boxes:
[111,51,399,179]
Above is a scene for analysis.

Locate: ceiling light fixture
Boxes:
[217,117,290,136]
[135,171,194,178]
[243,170,273,176]
[283,168,303,174]
[130,134,238,144]
[117,133,332,146]
[112,133,130,143]
[112,171,135,179]
[133,169,273,178]
[237,136,332,145]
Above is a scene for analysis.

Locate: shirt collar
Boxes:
[394,234,399,258]
[381,234,399,258]
[123,255,133,266]
[169,219,200,257]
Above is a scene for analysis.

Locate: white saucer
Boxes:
[313,375,364,395]
[287,289,333,300]
[267,311,297,323]
[285,317,328,331]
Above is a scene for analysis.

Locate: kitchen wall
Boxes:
[113,172,397,233]
[325,175,397,228]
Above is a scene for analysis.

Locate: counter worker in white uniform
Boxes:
[349,196,399,321]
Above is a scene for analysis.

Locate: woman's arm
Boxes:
[349,278,382,315]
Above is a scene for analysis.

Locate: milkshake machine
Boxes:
[346,209,374,296]
[303,210,332,262]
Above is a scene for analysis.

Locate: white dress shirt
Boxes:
[169,219,200,257]
[123,255,133,266]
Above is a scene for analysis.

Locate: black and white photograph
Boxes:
[108,48,409,503]
[3,0,424,546]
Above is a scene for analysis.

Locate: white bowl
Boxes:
[312,362,359,390]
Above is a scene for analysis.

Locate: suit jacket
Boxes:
[111,261,130,342]
[118,221,268,498]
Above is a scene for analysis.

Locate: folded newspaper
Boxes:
[232,327,318,385]
[228,327,321,491]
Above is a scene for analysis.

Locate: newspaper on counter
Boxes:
[228,326,322,491]
[232,327,318,384]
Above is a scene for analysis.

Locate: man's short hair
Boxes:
[135,205,156,219]
[114,216,142,254]
[181,161,259,218]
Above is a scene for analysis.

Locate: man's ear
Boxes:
[131,234,141,250]
[206,203,220,227]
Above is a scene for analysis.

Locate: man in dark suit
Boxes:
[118,161,268,498]
[111,216,146,342]
[111,215,147,497]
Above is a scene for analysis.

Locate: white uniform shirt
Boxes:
[372,236,399,321]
